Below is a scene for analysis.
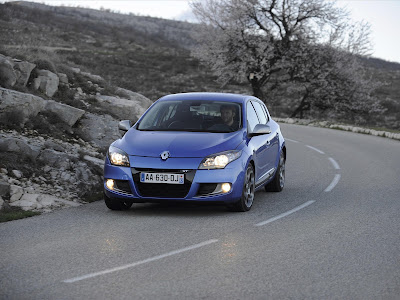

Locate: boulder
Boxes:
[0,88,46,124]
[10,193,39,210]
[0,138,39,160]
[0,182,10,198]
[11,170,23,178]
[37,149,75,169]
[83,155,104,173]
[9,184,23,202]
[95,94,149,121]
[57,73,68,84]
[44,140,65,152]
[115,87,153,108]
[0,54,16,87]
[33,69,59,97]
[44,100,85,126]
[81,71,104,83]
[14,60,36,86]
[76,112,120,149]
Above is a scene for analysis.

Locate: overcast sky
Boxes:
[3,0,400,63]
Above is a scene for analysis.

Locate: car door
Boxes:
[248,100,279,185]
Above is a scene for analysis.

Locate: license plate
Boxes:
[140,172,184,184]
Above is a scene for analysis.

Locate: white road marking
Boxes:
[255,201,315,227]
[324,174,341,192]
[328,157,340,170]
[306,145,325,154]
[285,138,299,143]
[63,239,218,283]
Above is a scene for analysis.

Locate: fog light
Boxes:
[106,179,115,190]
[221,183,231,193]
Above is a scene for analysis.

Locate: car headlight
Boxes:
[199,150,242,169]
[108,146,130,167]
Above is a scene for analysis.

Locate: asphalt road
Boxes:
[1,124,399,300]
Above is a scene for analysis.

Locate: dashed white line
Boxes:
[328,157,340,170]
[306,145,325,154]
[63,239,218,283]
[324,174,341,192]
[255,201,315,227]
[285,138,299,143]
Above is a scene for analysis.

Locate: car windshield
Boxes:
[137,100,242,133]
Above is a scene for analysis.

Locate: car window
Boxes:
[261,104,270,123]
[246,101,259,133]
[251,101,268,124]
[137,100,242,133]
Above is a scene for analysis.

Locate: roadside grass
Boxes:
[0,207,41,223]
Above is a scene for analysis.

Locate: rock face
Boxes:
[0,54,154,217]
[0,88,85,127]
[77,112,120,149]
[14,61,36,86]
[95,93,150,121]
[33,70,59,97]
[0,55,17,86]
[0,88,46,124]
[0,129,103,213]
[0,138,39,160]
[0,54,36,88]
[115,87,153,108]
[44,100,85,126]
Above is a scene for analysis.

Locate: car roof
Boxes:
[158,92,251,103]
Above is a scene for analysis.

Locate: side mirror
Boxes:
[249,124,271,137]
[118,120,132,136]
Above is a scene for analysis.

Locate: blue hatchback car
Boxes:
[103,92,286,212]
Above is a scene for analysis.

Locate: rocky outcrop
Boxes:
[0,138,39,160]
[95,93,150,121]
[44,100,85,126]
[76,112,120,149]
[33,69,59,97]
[14,60,36,86]
[0,88,46,124]
[57,73,68,85]
[0,55,154,217]
[115,87,153,108]
[0,88,85,127]
[0,54,36,88]
[0,55,17,86]
[0,129,104,212]
[81,71,104,83]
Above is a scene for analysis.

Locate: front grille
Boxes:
[132,168,196,198]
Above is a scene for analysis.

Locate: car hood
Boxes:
[114,129,245,158]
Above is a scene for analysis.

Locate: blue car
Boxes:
[103,92,286,212]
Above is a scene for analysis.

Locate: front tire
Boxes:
[265,150,285,192]
[104,192,133,211]
[229,164,255,212]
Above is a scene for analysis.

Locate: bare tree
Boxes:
[191,0,380,118]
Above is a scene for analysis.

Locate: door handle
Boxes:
[266,140,271,146]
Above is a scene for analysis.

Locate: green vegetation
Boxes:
[0,207,41,223]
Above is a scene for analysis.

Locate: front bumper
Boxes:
[103,155,245,204]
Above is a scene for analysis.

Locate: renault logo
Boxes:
[160,151,170,160]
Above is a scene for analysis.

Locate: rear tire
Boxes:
[104,192,132,211]
[265,150,285,192]
[228,164,255,212]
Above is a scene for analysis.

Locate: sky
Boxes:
[3,0,400,63]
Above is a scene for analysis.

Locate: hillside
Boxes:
[0,1,399,130]
[0,1,249,101]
